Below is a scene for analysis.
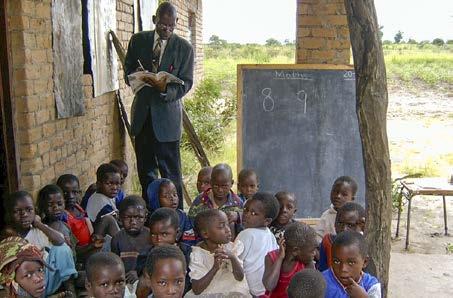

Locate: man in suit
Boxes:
[124,2,194,209]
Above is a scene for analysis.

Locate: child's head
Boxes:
[330,176,358,210]
[284,222,318,265]
[148,207,180,246]
[158,179,179,209]
[4,191,35,231]
[194,209,231,245]
[85,252,126,298]
[144,244,186,298]
[196,166,212,193]
[243,192,280,229]
[37,184,65,221]
[56,174,82,207]
[335,202,366,235]
[331,231,368,287]
[287,269,326,298]
[110,159,128,185]
[210,163,234,201]
[274,191,297,226]
[96,163,122,198]
[0,237,47,298]
[237,169,259,199]
[119,195,148,235]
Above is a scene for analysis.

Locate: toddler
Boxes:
[85,252,126,298]
[189,163,243,239]
[186,209,249,297]
[147,178,196,246]
[287,269,326,298]
[269,191,297,242]
[236,192,280,296]
[237,168,259,203]
[196,166,212,194]
[323,231,381,298]
[318,202,366,272]
[111,195,151,286]
[315,176,358,238]
[140,245,187,298]
[2,191,77,296]
[263,222,318,297]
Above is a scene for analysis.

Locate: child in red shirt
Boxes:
[263,222,318,298]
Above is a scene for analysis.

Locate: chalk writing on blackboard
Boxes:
[343,70,355,81]
[296,90,308,114]
[274,71,313,81]
[262,88,275,112]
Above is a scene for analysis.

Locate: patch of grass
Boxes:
[446,243,453,254]
[398,158,442,177]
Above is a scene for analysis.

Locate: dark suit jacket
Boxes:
[124,31,194,141]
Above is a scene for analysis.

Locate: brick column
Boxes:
[296,0,351,64]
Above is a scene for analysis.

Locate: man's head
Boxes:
[85,252,126,298]
[152,2,177,40]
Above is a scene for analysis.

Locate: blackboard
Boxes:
[237,64,365,218]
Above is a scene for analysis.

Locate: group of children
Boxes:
[0,160,381,298]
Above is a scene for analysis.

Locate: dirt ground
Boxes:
[387,87,453,297]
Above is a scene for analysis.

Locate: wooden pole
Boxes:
[344,0,392,296]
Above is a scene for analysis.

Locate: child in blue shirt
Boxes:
[147,178,196,246]
[322,231,381,298]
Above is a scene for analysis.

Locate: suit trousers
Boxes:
[135,115,183,209]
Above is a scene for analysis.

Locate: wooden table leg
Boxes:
[405,196,413,250]
[443,195,448,236]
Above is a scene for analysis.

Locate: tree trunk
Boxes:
[343,1,392,296]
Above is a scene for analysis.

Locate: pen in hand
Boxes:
[137,59,146,71]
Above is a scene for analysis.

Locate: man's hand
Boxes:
[141,76,167,93]
[277,237,286,260]
[345,277,368,298]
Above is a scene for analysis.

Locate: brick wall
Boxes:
[7,0,203,198]
[296,0,351,64]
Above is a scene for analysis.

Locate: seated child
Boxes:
[136,208,191,297]
[287,269,326,298]
[37,184,78,251]
[81,160,128,209]
[56,174,100,249]
[189,163,243,239]
[111,195,151,286]
[85,163,121,237]
[236,192,280,297]
[269,191,297,242]
[0,236,73,298]
[85,252,126,298]
[315,176,358,238]
[263,222,318,298]
[237,168,259,203]
[2,191,77,296]
[318,202,366,272]
[146,178,196,246]
[323,231,381,298]
[186,209,249,297]
[196,166,212,194]
[140,245,187,298]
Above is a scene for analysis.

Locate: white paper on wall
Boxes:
[87,0,119,97]
[140,0,158,31]
[52,0,85,118]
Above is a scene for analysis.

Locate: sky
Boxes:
[202,0,453,44]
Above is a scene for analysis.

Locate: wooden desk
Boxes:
[395,178,453,249]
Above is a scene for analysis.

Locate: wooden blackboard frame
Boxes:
[237,63,354,173]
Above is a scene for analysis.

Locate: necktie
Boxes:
[152,38,162,73]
